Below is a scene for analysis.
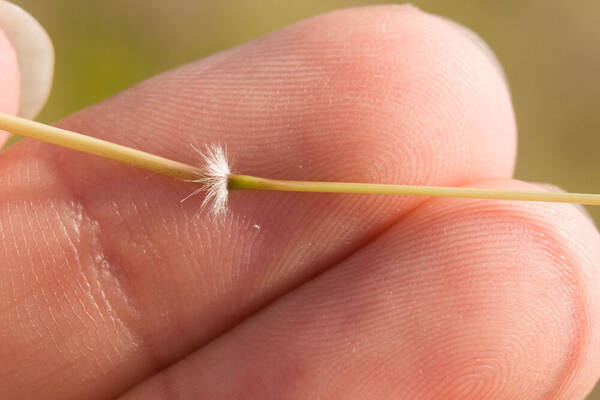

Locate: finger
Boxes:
[0,5,515,400]
[0,0,54,119]
[0,24,19,145]
[120,180,600,400]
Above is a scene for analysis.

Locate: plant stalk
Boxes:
[0,112,200,181]
[2,112,600,207]
[228,174,600,205]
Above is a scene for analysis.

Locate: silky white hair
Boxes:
[181,144,231,217]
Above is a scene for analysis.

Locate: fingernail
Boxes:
[0,0,54,119]
[440,17,508,87]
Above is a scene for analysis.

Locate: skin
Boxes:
[0,5,599,399]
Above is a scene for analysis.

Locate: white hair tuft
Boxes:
[181,144,231,217]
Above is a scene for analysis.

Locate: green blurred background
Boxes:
[9,1,600,397]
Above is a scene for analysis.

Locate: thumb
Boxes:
[0,21,19,121]
[0,1,53,130]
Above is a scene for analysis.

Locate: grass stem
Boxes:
[2,112,600,207]
[0,112,200,181]
[228,174,600,205]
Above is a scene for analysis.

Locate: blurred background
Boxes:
[8,0,600,397]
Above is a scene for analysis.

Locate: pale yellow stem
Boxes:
[228,174,600,205]
[2,112,600,207]
[0,112,200,181]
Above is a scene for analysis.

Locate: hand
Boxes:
[1,5,599,399]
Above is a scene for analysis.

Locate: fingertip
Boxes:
[0,0,54,119]
[241,3,517,184]
[0,25,19,146]
[403,179,600,398]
